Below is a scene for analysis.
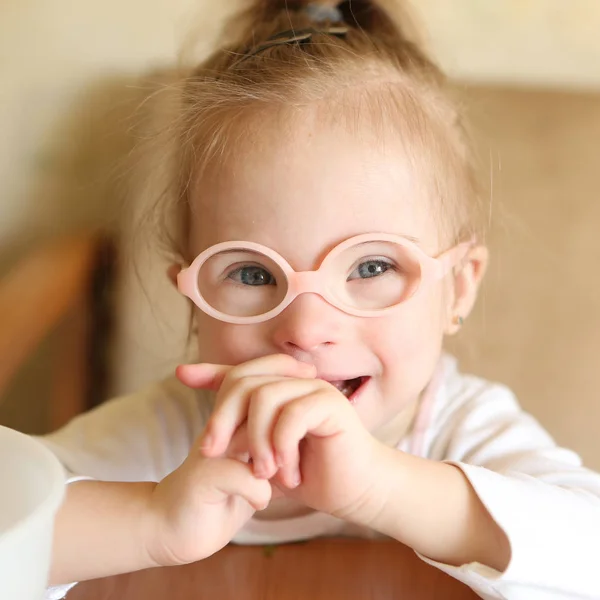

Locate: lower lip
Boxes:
[348,377,370,405]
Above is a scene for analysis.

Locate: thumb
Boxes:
[176,363,230,390]
[212,458,272,511]
[225,423,250,463]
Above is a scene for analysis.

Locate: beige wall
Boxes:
[0,0,233,429]
[417,0,600,88]
[2,0,600,247]
[0,0,237,249]
[449,87,600,469]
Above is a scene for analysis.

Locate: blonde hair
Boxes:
[148,0,484,263]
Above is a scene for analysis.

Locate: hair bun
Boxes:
[267,1,411,40]
[305,3,344,23]
[338,0,391,32]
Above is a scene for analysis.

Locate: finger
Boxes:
[226,422,250,463]
[273,391,350,488]
[209,458,272,511]
[201,375,287,457]
[176,363,230,391]
[199,356,317,457]
[247,379,324,479]
[177,354,316,391]
[192,424,250,462]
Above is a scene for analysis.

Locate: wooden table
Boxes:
[69,539,479,599]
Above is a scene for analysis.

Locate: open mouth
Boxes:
[328,376,369,402]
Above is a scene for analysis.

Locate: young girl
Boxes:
[43,1,600,599]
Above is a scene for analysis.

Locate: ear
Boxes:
[167,264,180,289]
[445,244,489,335]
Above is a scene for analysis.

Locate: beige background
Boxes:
[2,0,600,246]
[449,87,600,468]
[418,0,600,88]
[1,1,600,469]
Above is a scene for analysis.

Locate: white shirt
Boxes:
[41,355,600,599]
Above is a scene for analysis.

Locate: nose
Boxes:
[270,293,344,357]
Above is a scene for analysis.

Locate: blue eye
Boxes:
[228,266,275,286]
[348,260,393,281]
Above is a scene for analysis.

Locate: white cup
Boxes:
[0,426,65,600]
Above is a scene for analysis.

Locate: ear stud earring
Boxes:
[453,316,464,327]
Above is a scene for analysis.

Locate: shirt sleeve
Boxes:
[38,378,212,599]
[36,377,212,483]
[420,371,600,599]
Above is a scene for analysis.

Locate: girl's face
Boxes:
[184,109,485,442]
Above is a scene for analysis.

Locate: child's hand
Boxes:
[177,355,389,526]
[143,432,271,568]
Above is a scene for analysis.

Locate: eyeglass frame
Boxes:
[177,232,471,325]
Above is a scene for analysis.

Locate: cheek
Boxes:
[374,291,445,351]
[195,313,269,364]
[367,290,446,391]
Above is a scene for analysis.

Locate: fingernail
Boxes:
[252,459,266,478]
[292,470,301,488]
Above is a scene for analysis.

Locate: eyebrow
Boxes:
[398,234,420,243]
[354,235,420,246]
[207,234,422,255]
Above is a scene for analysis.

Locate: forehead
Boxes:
[189,107,440,268]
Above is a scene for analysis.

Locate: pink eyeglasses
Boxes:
[178,233,470,325]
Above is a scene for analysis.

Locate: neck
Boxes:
[372,398,420,449]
